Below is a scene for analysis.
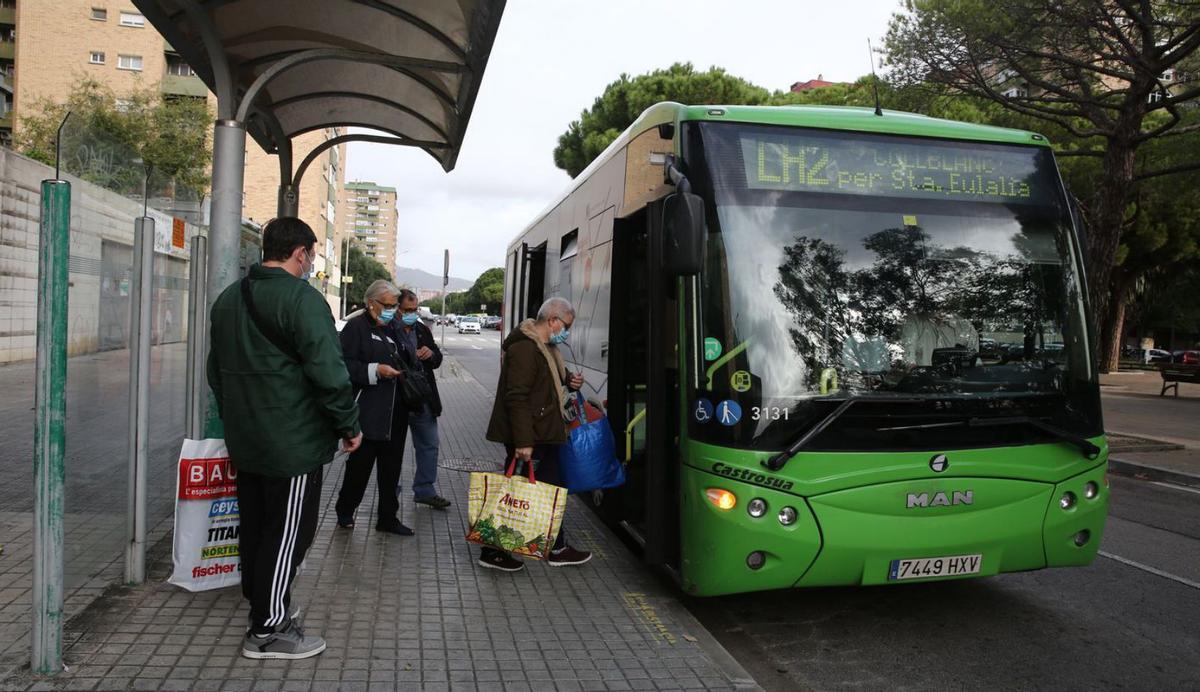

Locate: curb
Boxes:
[1108,457,1200,488]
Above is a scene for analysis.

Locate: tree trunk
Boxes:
[1102,271,1132,372]
[1085,134,1138,371]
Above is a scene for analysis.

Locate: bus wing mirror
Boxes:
[663,192,705,276]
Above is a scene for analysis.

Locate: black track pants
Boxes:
[237,466,323,634]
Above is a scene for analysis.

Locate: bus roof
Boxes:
[514,102,1052,247]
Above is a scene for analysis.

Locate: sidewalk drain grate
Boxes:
[439,458,501,472]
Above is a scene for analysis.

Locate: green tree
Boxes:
[344,245,394,308]
[553,63,771,177]
[884,0,1200,370]
[465,267,505,314]
[18,77,212,196]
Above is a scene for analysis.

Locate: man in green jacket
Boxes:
[207,217,362,660]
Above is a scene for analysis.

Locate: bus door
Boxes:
[607,202,680,570]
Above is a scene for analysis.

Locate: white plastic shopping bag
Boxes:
[167,438,241,591]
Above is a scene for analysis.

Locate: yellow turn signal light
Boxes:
[706,488,737,511]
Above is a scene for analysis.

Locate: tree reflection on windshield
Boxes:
[771,219,1073,396]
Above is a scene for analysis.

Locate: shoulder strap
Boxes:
[240,276,303,364]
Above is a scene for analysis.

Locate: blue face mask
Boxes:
[299,251,315,281]
[550,327,570,345]
[401,312,420,326]
[378,307,397,324]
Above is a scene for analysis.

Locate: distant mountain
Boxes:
[393,265,473,292]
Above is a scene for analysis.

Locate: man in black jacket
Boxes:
[394,289,451,509]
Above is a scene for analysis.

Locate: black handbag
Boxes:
[397,345,433,408]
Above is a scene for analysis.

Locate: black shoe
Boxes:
[478,551,524,572]
[336,515,355,529]
[375,520,414,536]
[547,546,593,567]
[415,495,452,510]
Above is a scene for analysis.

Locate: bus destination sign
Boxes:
[740,133,1051,205]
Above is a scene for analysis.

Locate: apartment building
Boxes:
[6,0,348,309]
[339,181,398,274]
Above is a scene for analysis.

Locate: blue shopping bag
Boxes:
[559,395,625,494]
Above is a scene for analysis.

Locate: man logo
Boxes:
[929,454,949,473]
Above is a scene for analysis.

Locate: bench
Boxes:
[1159,364,1200,396]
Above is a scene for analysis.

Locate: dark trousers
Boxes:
[335,407,408,523]
[237,466,323,634]
[480,444,567,560]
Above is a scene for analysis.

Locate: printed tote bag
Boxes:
[466,458,566,560]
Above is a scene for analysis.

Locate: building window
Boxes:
[91,7,107,20]
[117,54,144,71]
[89,51,106,65]
[119,11,145,27]
[166,56,194,77]
[1002,86,1027,98]
[1148,90,1167,104]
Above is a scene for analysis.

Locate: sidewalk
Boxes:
[1101,369,1200,487]
[1,355,758,691]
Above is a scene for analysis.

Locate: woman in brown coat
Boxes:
[479,297,591,572]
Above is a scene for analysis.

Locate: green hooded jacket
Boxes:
[207,264,361,477]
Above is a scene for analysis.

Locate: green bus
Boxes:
[502,103,1108,596]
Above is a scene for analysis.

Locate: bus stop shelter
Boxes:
[31,0,505,674]
[130,0,505,436]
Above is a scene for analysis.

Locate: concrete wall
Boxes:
[0,147,199,363]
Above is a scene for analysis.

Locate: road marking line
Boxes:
[1150,481,1200,496]
[1099,550,1200,590]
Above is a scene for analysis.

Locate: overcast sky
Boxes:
[344,0,904,283]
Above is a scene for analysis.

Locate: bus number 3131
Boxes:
[751,407,789,421]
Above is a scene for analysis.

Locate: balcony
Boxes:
[0,6,13,25]
[0,41,13,61]
[162,73,208,98]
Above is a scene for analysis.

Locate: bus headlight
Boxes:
[778,506,798,525]
[1084,481,1099,499]
[706,488,737,511]
[1060,491,1077,510]
[747,498,767,518]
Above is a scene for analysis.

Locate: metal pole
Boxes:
[278,184,298,217]
[204,120,247,437]
[32,179,70,675]
[341,235,349,318]
[125,218,153,585]
[441,249,449,347]
[184,235,208,439]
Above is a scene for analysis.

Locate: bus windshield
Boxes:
[686,121,1100,452]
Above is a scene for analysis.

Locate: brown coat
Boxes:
[486,323,568,448]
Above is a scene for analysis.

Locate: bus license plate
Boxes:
[888,554,982,580]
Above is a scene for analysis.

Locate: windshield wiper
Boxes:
[966,416,1101,459]
[763,397,920,471]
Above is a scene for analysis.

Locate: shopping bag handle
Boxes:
[505,454,536,484]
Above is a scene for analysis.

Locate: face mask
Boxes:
[378,307,397,324]
[401,312,420,326]
[299,251,314,281]
[550,327,570,345]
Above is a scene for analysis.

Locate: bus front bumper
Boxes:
[679,463,1108,595]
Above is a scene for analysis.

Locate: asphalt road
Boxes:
[448,332,1199,690]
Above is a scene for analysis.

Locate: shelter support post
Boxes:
[32,179,70,675]
[279,184,298,217]
[185,235,208,439]
[203,119,247,437]
[125,218,154,584]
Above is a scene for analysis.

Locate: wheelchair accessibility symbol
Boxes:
[693,398,714,424]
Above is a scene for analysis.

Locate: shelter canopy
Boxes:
[133,0,505,171]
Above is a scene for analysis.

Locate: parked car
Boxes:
[1171,350,1200,365]
[483,316,501,330]
[458,316,482,334]
[1143,348,1172,364]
